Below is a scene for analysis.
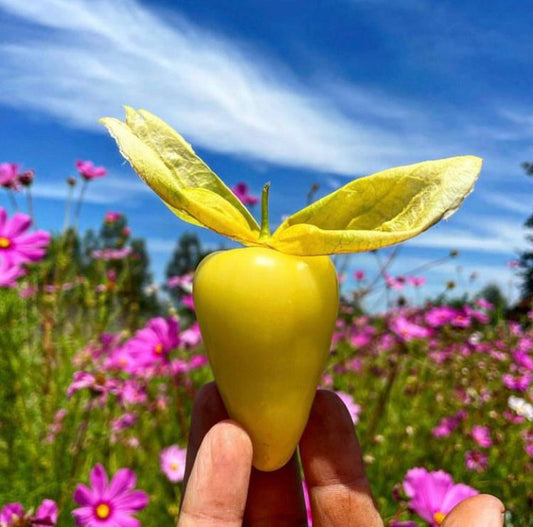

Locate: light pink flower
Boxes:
[389,316,431,342]
[104,211,122,223]
[231,182,259,205]
[180,322,202,349]
[403,467,478,526]
[92,247,132,261]
[302,480,313,525]
[335,391,361,424]
[0,499,58,526]
[354,270,365,281]
[160,445,187,482]
[75,160,107,181]
[72,464,148,527]
[0,163,19,189]
[471,425,492,448]
[0,208,50,266]
[0,257,25,287]
[465,450,488,472]
[407,275,426,287]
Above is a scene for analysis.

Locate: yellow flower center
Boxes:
[0,237,11,249]
[95,503,111,519]
[434,512,446,525]
[154,343,163,354]
[170,462,180,471]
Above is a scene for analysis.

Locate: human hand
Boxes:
[178,383,504,526]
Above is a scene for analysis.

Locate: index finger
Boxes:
[299,390,383,527]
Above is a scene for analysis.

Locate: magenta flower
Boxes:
[160,445,187,482]
[75,160,107,181]
[231,182,259,205]
[0,208,50,266]
[403,467,478,526]
[0,503,24,525]
[124,316,180,371]
[67,371,118,404]
[335,391,361,424]
[424,306,457,328]
[384,273,406,290]
[354,270,365,281]
[73,464,148,527]
[407,275,426,287]
[0,499,57,526]
[464,450,488,472]
[0,257,25,287]
[92,247,132,261]
[180,322,202,349]
[302,480,313,526]
[389,315,431,342]
[471,425,492,448]
[104,211,122,223]
[0,163,19,188]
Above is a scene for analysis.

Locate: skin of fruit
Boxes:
[192,246,339,471]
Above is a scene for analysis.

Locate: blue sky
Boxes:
[1,0,532,308]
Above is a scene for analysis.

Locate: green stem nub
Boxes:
[259,182,271,240]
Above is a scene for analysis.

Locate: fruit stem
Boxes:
[259,182,271,240]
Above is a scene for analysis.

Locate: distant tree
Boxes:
[475,283,507,311]
[518,162,533,300]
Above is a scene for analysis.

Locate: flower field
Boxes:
[0,162,532,526]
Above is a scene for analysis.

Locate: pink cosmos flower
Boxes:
[464,450,488,472]
[75,160,107,181]
[181,294,195,311]
[167,272,194,291]
[471,425,492,448]
[92,247,132,261]
[354,270,365,281]
[0,257,25,287]
[0,499,58,526]
[424,306,457,328]
[0,163,19,188]
[231,182,259,205]
[335,391,361,424]
[104,212,122,223]
[502,372,532,392]
[72,464,148,527]
[0,208,50,266]
[67,371,118,405]
[160,445,187,482]
[403,467,478,526]
[385,273,406,290]
[389,316,431,342]
[124,316,180,371]
[180,322,202,349]
[302,480,313,525]
[407,275,426,287]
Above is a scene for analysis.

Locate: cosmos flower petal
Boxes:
[90,464,109,498]
[73,484,95,506]
[4,212,32,238]
[112,512,141,527]
[107,468,136,500]
[440,483,478,514]
[72,506,94,526]
[114,490,149,512]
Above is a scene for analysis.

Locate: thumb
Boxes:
[442,494,504,527]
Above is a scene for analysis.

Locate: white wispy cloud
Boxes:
[0,0,523,180]
[406,216,527,255]
[0,0,419,177]
[31,173,151,205]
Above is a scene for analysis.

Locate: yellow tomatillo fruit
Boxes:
[193,247,338,470]
[100,107,483,470]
